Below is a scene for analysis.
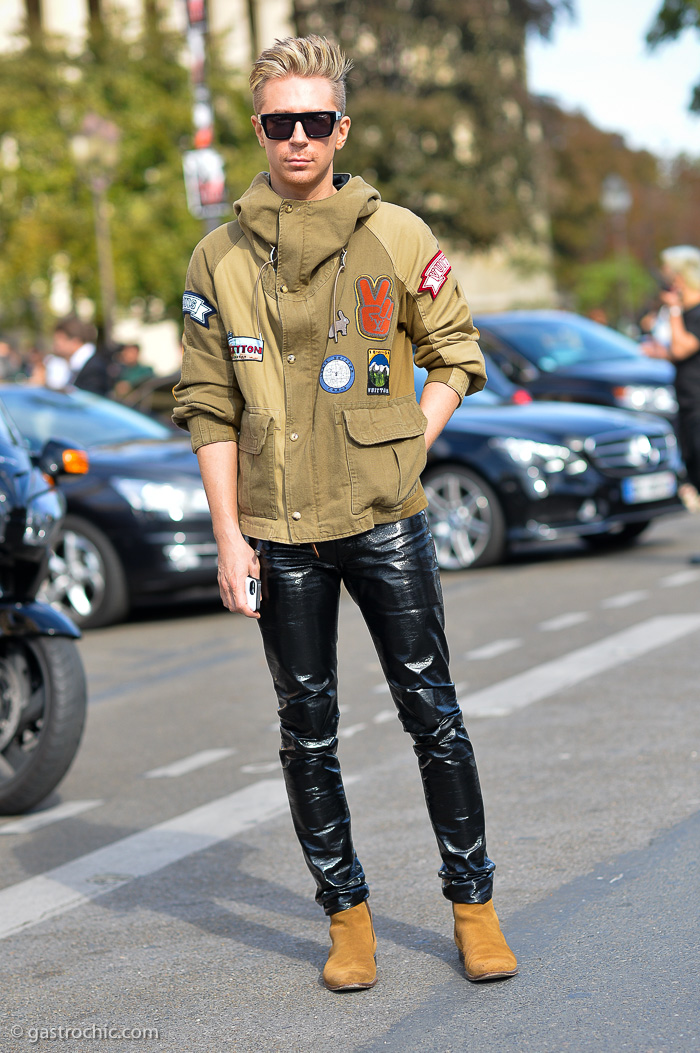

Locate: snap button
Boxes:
[284,204,293,213]
[290,432,299,441]
[292,511,302,521]
[287,354,296,363]
[280,284,288,294]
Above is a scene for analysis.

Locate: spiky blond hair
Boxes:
[661,245,700,291]
[250,35,353,114]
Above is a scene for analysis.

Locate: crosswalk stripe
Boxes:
[459,615,700,718]
[0,800,103,836]
[601,590,650,609]
[144,748,235,779]
[465,639,522,661]
[0,779,288,941]
[538,612,589,632]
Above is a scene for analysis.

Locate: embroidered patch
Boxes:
[328,309,350,340]
[227,334,264,362]
[320,355,355,393]
[183,291,217,328]
[355,276,395,340]
[417,251,451,299]
[367,349,390,396]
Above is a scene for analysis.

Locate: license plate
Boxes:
[621,471,677,504]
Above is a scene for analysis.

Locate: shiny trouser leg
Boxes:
[257,511,495,915]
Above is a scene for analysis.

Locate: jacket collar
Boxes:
[234,173,381,287]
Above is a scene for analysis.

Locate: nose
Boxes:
[289,120,309,145]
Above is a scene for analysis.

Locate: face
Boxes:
[52,330,81,359]
[251,76,351,202]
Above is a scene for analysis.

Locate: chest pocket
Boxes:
[340,397,427,515]
[237,410,277,520]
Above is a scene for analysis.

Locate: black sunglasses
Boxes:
[258,110,343,140]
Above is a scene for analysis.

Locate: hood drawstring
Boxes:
[253,245,277,341]
[330,248,348,343]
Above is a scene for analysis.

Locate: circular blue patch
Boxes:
[319,355,355,393]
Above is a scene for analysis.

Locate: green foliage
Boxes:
[292,0,570,248]
[0,14,260,333]
[647,0,700,111]
[574,255,655,327]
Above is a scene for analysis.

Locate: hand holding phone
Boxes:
[245,575,262,612]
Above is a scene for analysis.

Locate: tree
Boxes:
[647,0,700,111]
[292,0,571,249]
[0,10,260,334]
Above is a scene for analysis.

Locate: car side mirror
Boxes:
[36,439,89,479]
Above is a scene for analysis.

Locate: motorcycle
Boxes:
[0,407,89,815]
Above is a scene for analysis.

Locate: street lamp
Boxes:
[600,174,633,330]
[71,113,121,345]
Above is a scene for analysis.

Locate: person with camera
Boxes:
[641,246,700,545]
[173,34,517,992]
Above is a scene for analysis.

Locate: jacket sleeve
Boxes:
[172,231,245,452]
[381,209,487,402]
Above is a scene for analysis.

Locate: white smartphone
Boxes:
[245,576,262,612]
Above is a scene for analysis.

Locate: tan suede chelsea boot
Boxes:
[322,901,378,992]
[453,900,518,982]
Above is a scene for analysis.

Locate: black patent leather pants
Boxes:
[256,511,495,915]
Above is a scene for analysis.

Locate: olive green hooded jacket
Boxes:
[173,173,486,544]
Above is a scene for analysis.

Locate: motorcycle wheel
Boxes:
[0,637,87,815]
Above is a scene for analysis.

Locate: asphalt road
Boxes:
[2,512,699,1053]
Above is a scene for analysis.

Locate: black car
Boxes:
[475,310,678,419]
[0,386,217,629]
[417,368,683,569]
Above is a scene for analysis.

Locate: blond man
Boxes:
[174,35,517,991]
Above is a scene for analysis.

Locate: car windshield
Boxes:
[0,386,172,449]
[485,314,641,372]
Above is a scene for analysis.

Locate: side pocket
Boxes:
[237,410,278,520]
[341,398,427,515]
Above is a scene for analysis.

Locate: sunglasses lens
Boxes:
[304,113,334,137]
[264,115,296,139]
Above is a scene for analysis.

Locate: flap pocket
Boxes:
[238,411,274,455]
[342,400,427,446]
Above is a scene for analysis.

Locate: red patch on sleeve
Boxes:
[418,251,452,299]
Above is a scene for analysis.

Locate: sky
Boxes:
[526,0,700,157]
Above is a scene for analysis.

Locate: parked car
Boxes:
[474,310,678,419]
[0,385,217,629]
[417,367,683,569]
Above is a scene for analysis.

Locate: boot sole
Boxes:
[464,967,518,982]
[323,976,378,992]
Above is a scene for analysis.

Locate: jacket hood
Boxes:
[234,172,381,285]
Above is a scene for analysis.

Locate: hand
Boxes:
[216,533,261,618]
[640,339,668,360]
[660,288,682,309]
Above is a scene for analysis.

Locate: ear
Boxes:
[335,115,351,152]
[251,115,266,148]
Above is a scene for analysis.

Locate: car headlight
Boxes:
[613,385,678,414]
[490,437,588,497]
[112,478,209,521]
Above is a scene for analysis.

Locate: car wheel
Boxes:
[38,515,130,629]
[584,520,651,550]
[423,464,507,570]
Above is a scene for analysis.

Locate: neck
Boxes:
[682,288,700,309]
[269,171,337,202]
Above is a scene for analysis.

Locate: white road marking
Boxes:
[0,800,103,836]
[0,779,288,941]
[373,710,395,724]
[600,590,650,609]
[538,612,589,632]
[338,723,367,739]
[459,615,700,718]
[466,639,522,661]
[240,761,279,775]
[144,748,235,779]
[660,570,700,588]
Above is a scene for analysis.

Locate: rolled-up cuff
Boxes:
[185,413,239,453]
[423,365,486,403]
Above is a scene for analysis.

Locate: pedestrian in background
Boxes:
[641,246,700,551]
[174,34,517,993]
[47,316,112,396]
